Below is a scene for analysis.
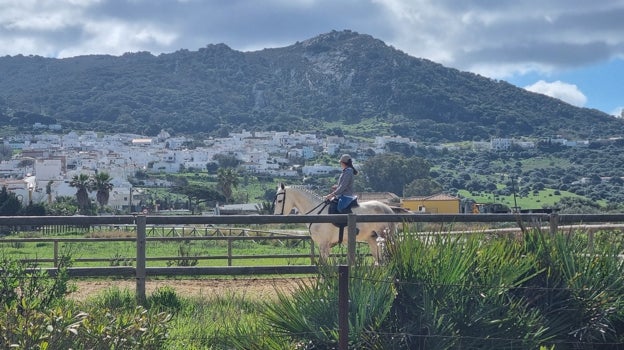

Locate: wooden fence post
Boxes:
[227,237,233,266]
[310,236,316,265]
[53,240,58,267]
[347,214,357,266]
[549,213,559,236]
[338,264,349,350]
[135,215,147,305]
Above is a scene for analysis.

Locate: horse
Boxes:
[273,183,396,264]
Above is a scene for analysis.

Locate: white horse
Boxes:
[273,183,395,264]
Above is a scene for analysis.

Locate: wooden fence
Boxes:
[3,213,624,303]
[41,224,302,237]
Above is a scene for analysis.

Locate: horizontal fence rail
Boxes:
[3,213,624,302]
[0,235,314,267]
[4,213,624,226]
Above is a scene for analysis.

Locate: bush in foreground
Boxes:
[0,257,172,349]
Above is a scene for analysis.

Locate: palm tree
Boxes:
[69,173,92,214]
[94,172,114,210]
[217,167,239,204]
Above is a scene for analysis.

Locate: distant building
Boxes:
[132,138,153,146]
[302,164,339,176]
[401,193,460,214]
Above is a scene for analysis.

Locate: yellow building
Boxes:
[401,193,460,214]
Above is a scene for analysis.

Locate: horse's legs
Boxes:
[318,241,332,262]
[367,225,391,265]
[367,235,382,265]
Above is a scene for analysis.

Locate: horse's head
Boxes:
[273,183,287,215]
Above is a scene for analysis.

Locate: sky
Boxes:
[0,0,622,117]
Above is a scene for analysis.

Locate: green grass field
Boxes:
[0,227,374,268]
[458,187,583,210]
[0,232,314,268]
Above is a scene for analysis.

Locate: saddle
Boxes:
[326,195,359,243]
[328,195,359,215]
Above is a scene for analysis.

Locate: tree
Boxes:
[385,141,416,156]
[0,144,12,161]
[362,153,432,196]
[217,167,240,204]
[0,186,22,216]
[213,153,241,169]
[93,172,114,210]
[20,203,46,216]
[46,196,78,216]
[172,183,225,214]
[404,178,443,197]
[69,173,93,214]
[553,197,603,214]
[17,158,34,170]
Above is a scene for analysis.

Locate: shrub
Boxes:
[385,233,547,349]
[149,286,182,313]
[88,286,137,310]
[0,255,73,310]
[78,306,171,349]
[167,243,198,267]
[1,305,86,349]
[520,230,624,347]
[260,261,395,349]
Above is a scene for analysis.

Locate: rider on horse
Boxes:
[324,154,358,214]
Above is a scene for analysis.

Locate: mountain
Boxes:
[0,30,622,141]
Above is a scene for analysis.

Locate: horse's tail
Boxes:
[390,206,410,213]
[382,203,398,237]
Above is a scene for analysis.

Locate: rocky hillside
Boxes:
[0,30,622,141]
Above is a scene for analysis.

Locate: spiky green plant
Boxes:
[385,232,548,349]
[260,261,395,349]
[521,229,624,347]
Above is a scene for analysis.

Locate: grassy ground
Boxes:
[458,188,582,210]
[0,228,372,268]
[0,229,315,268]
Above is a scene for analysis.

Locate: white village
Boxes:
[1,125,588,212]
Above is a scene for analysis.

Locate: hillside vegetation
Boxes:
[1,30,622,141]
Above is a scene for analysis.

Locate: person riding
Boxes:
[325,154,358,212]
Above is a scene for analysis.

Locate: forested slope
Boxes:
[1,30,621,141]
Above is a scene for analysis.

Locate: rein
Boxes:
[306,199,330,236]
[275,186,328,216]
[305,200,329,215]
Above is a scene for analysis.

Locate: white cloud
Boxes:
[373,0,624,78]
[0,0,621,114]
[56,20,178,57]
[524,80,587,107]
[612,107,624,118]
[1,0,623,76]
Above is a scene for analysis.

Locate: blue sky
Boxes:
[0,0,622,117]
[507,59,624,116]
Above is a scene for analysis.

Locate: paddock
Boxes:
[2,213,624,303]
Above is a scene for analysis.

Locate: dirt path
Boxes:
[68,277,307,301]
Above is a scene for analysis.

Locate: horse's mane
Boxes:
[287,185,323,202]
